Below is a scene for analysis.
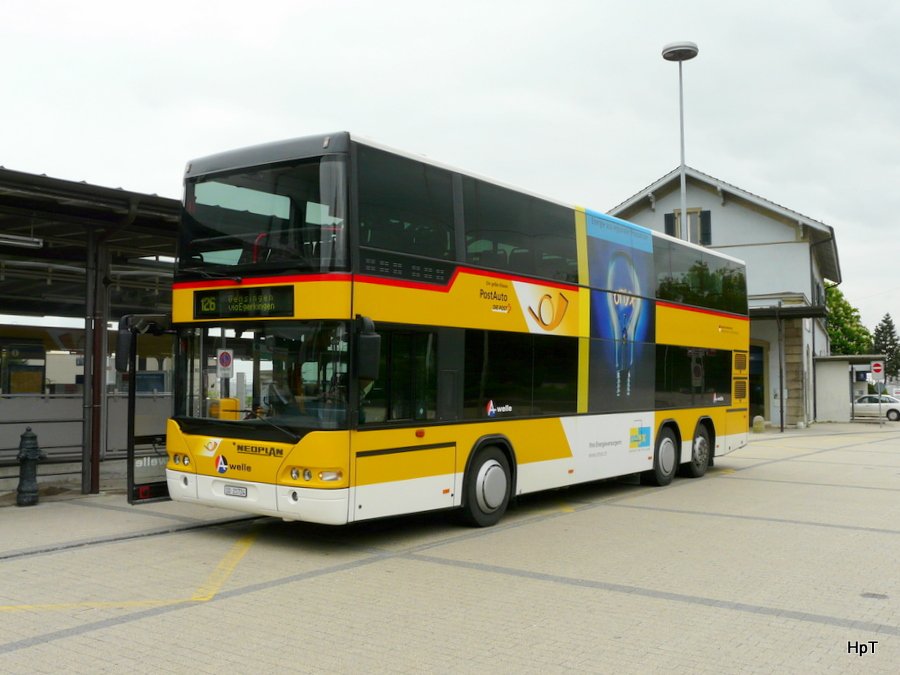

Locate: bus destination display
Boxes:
[194,286,294,319]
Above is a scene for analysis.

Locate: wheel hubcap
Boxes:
[693,436,709,466]
[476,460,508,512]
[659,437,676,475]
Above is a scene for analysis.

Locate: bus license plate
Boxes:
[224,485,247,498]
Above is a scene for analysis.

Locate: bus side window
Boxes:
[359,330,437,424]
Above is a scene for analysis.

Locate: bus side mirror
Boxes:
[356,316,381,382]
[115,316,134,373]
[115,314,171,373]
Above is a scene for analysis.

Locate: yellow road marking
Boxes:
[0,531,257,613]
[191,532,257,602]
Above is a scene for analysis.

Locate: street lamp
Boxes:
[662,41,699,243]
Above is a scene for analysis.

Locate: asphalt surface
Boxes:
[1,422,899,673]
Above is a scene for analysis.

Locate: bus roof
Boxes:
[185,131,744,267]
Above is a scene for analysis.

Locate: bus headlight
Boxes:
[182,456,190,467]
[303,469,313,482]
[291,467,300,481]
[172,454,181,465]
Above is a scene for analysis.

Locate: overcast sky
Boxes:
[2,0,898,329]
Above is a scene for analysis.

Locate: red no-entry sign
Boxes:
[871,360,885,381]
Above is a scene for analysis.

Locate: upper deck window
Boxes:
[463,178,577,283]
[358,146,455,261]
[179,156,347,276]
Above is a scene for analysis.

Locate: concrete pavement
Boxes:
[1,422,899,673]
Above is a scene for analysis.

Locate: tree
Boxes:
[872,313,900,378]
[825,286,872,355]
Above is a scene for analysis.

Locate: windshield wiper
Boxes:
[241,410,300,444]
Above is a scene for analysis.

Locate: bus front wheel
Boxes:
[642,427,678,486]
[462,447,511,527]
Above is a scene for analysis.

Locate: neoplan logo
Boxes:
[237,444,284,458]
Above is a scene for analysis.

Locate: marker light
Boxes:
[319,470,342,482]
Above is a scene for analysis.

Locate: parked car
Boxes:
[853,395,900,421]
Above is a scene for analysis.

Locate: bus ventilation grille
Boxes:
[734,380,748,399]
[734,352,748,371]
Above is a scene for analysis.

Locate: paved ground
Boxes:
[1,422,899,673]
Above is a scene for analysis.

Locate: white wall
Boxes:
[815,361,851,422]
[738,243,811,298]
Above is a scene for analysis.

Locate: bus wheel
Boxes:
[462,447,511,527]
[642,427,678,486]
[680,425,710,478]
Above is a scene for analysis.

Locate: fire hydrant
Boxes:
[16,427,46,507]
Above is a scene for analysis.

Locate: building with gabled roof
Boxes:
[610,166,841,428]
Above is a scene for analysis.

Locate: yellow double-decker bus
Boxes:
[165,132,748,526]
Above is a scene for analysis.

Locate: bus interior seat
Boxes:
[472,249,507,269]
[365,220,409,252]
[508,248,533,274]
[413,226,449,258]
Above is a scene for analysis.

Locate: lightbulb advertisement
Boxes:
[586,210,656,413]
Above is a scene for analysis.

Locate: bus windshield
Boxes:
[175,321,350,439]
[180,155,347,275]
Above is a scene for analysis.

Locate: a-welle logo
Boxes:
[528,292,569,331]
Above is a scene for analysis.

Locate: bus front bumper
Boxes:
[166,469,350,525]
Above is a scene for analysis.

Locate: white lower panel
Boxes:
[719,431,747,455]
[351,473,459,522]
[555,413,655,483]
[276,485,350,525]
[166,470,350,525]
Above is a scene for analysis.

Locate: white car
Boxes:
[853,395,900,421]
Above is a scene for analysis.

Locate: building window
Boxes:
[664,209,711,246]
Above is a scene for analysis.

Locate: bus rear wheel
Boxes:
[462,447,511,527]
[680,425,710,478]
[642,427,678,486]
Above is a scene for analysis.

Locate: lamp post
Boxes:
[662,41,699,243]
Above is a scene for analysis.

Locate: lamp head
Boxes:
[662,41,699,62]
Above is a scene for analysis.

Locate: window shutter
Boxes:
[664,213,675,236]
[700,210,711,246]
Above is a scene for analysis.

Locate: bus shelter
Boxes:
[0,167,179,493]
